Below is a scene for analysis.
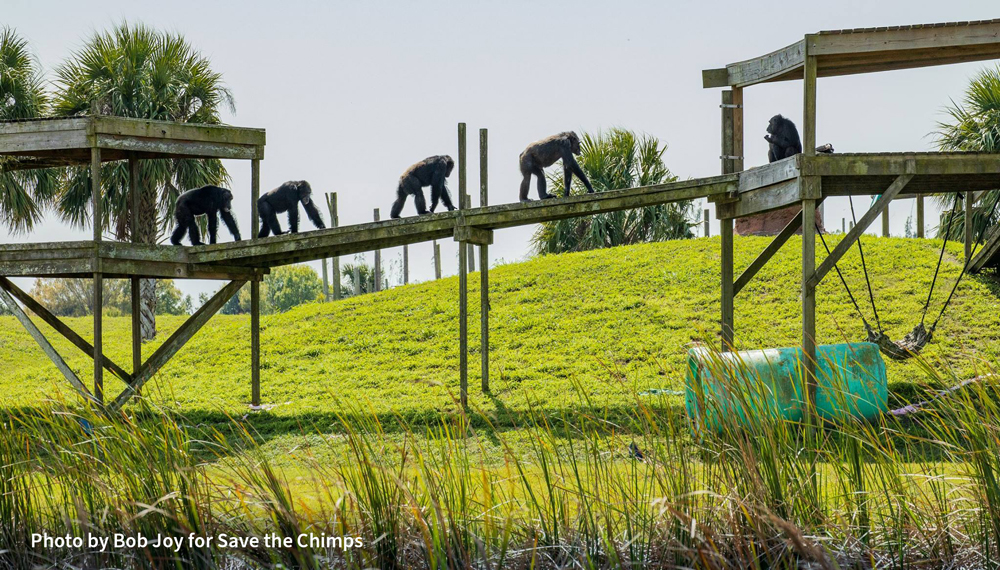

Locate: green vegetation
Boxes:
[532,129,696,254]
[936,64,1000,239]
[220,265,324,315]
[30,278,192,317]
[2,235,1000,567]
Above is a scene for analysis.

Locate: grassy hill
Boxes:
[2,235,998,432]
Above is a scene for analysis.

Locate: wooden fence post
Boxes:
[966,191,974,259]
[458,122,468,408]
[479,128,490,393]
[250,158,261,407]
[703,208,710,237]
[403,245,409,285]
[916,196,925,238]
[434,241,442,280]
[882,207,890,237]
[374,208,382,291]
[92,145,103,403]
[129,155,141,392]
[327,193,340,299]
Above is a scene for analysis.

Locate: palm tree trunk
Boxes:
[135,177,158,341]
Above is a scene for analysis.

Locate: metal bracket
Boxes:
[720,103,743,109]
[720,155,743,160]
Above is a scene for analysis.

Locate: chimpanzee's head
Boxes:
[568,131,582,155]
[296,181,313,205]
[766,115,785,136]
[444,156,455,177]
[220,189,234,212]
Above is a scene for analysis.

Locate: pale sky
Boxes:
[4,0,998,301]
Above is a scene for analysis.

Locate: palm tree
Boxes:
[935,65,1000,242]
[51,22,234,340]
[0,27,58,233]
[531,129,695,254]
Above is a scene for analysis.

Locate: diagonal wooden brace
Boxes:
[0,276,132,385]
[0,284,95,403]
[734,197,826,296]
[108,279,246,412]
[808,172,913,289]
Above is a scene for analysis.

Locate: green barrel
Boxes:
[685,342,887,430]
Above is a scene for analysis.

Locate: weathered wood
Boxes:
[373,208,382,292]
[969,227,1000,273]
[703,208,710,237]
[0,276,131,384]
[327,193,341,300]
[702,68,729,88]
[802,152,1000,177]
[250,158,261,407]
[720,218,734,350]
[733,87,744,172]
[809,173,913,288]
[717,178,803,219]
[803,49,817,156]
[109,279,246,412]
[810,21,1000,56]
[916,195,925,237]
[802,196,818,407]
[353,266,361,295]
[966,191,974,260]
[738,156,800,192]
[479,127,489,394]
[0,285,94,402]
[434,241,442,280]
[458,122,468,408]
[403,245,409,285]
[722,90,735,174]
[454,225,494,246]
[91,145,103,403]
[129,156,141,385]
[734,208,804,296]
[723,40,806,88]
[882,204,890,237]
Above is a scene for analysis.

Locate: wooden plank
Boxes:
[702,68,729,88]
[717,178,802,219]
[0,276,131,384]
[0,117,90,135]
[969,228,1000,273]
[802,49,817,156]
[734,209,803,296]
[720,218,734,350]
[810,22,1000,55]
[479,127,489,394]
[454,225,494,246]
[738,156,799,192]
[96,134,261,160]
[809,173,913,288]
[93,116,265,146]
[0,129,90,154]
[109,279,246,412]
[0,286,94,403]
[723,39,806,88]
[803,152,1000,176]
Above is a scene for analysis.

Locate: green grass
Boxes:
[3,235,997,426]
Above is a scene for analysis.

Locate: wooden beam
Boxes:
[250,158,261,407]
[109,279,246,412]
[373,208,382,292]
[810,22,1000,56]
[91,145,103,403]
[702,68,729,88]
[809,173,913,288]
[457,123,468,408]
[734,209,804,296]
[966,191,974,260]
[916,195,925,238]
[129,156,141,387]
[454,225,493,246]
[434,241,442,280]
[802,196,818,408]
[733,87,744,172]
[327,193,341,300]
[720,218,734,350]
[722,90,735,174]
[0,277,131,384]
[969,228,1000,273]
[716,39,806,88]
[882,205,890,237]
[803,46,817,157]
[0,285,94,403]
[479,127,490,394]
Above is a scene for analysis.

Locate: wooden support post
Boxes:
[403,245,409,285]
[882,207,890,237]
[434,241,442,280]
[250,159,261,407]
[129,156,142,390]
[916,196,925,238]
[91,146,103,403]
[704,208,710,237]
[322,257,329,301]
[354,266,362,295]
[479,127,490,393]
[842,218,846,234]
[802,195,818,409]
[0,287,93,402]
[374,208,382,291]
[802,49,817,156]
[327,193,340,299]
[732,87,744,172]
[720,218,734,350]
[966,191,974,260]
[721,91,735,174]
[458,122,468,408]
[734,206,810,296]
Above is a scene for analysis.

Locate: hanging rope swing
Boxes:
[818,192,997,361]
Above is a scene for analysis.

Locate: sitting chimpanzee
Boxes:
[518,131,594,202]
[765,115,803,163]
[170,185,241,246]
[257,180,326,238]
[390,155,456,218]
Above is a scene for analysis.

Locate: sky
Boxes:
[4,0,998,301]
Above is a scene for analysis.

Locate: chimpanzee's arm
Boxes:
[220,209,241,241]
[302,197,326,229]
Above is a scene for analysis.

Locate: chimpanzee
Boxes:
[518,131,594,202]
[257,180,326,238]
[169,185,241,246]
[390,155,456,219]
[765,115,803,163]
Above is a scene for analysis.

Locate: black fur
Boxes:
[257,180,326,238]
[170,185,241,246]
[518,131,594,201]
[765,115,803,163]
[390,155,456,219]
